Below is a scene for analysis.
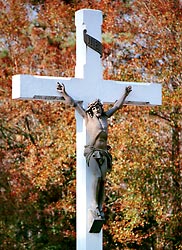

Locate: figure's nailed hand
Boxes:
[57,82,65,94]
[125,86,132,95]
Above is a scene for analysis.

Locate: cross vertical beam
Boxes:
[75,9,103,250]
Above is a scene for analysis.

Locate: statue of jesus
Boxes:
[57,83,132,219]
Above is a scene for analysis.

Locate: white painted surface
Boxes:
[75,10,103,250]
[12,8,162,250]
[12,74,161,106]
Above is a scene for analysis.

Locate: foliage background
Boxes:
[0,0,181,249]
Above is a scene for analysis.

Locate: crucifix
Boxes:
[12,9,162,250]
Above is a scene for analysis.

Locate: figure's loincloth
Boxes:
[84,145,112,171]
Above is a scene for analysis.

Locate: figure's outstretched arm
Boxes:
[105,86,132,118]
[57,82,86,118]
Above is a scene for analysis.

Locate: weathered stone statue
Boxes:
[57,82,132,220]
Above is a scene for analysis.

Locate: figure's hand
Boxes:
[57,82,65,95]
[125,86,132,96]
[56,82,75,106]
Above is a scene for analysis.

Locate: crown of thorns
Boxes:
[86,99,103,112]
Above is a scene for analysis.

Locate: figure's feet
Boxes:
[94,207,102,218]
[92,207,105,220]
[99,210,105,220]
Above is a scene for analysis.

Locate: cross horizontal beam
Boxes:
[12,74,162,106]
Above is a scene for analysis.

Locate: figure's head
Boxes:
[86,99,104,118]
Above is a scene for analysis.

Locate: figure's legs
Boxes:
[98,180,105,208]
[88,155,107,218]
[98,157,107,218]
[88,156,101,215]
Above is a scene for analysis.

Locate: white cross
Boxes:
[12,9,162,250]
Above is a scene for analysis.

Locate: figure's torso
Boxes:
[86,114,108,149]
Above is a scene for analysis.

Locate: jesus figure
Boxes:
[57,83,132,219]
